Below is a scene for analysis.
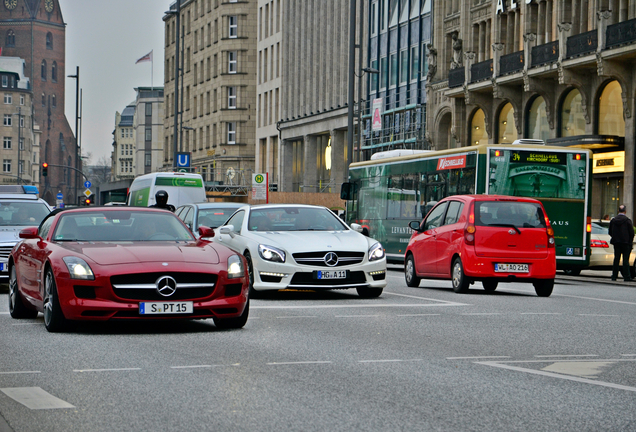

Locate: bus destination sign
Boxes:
[510,151,565,165]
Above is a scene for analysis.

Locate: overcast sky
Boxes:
[61,0,168,165]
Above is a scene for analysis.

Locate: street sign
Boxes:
[176,152,191,168]
[84,181,92,188]
[84,189,92,198]
[56,193,63,200]
[178,168,189,173]
[252,173,268,201]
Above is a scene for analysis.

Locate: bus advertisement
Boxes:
[341,143,592,272]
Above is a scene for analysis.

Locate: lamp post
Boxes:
[346,0,357,179]
[165,2,181,169]
[68,66,79,204]
[14,107,22,184]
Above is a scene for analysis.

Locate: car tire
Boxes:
[244,251,259,299]
[213,300,249,329]
[43,268,69,333]
[563,269,581,276]
[482,280,498,292]
[404,254,421,287]
[356,287,383,298]
[451,258,470,293]
[533,279,554,297]
[8,265,37,319]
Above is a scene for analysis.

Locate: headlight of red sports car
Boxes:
[227,255,244,278]
[62,256,95,280]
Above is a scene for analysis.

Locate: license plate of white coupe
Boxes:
[494,263,529,273]
[139,302,193,314]
[316,270,347,279]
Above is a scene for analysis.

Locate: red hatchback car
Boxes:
[404,195,556,297]
[8,207,250,332]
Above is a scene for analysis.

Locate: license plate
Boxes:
[139,302,193,315]
[315,270,348,279]
[0,262,5,272]
[495,263,529,273]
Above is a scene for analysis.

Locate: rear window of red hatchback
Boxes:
[475,201,547,229]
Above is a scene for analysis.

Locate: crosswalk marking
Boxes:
[1,387,75,409]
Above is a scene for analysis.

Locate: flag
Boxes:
[135,50,152,64]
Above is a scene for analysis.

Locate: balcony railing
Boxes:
[470,59,493,83]
[607,17,636,49]
[448,67,465,88]
[567,30,598,58]
[499,51,524,75]
[531,41,559,67]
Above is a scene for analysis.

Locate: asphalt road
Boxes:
[0,269,635,432]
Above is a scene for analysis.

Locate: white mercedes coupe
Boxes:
[214,204,387,298]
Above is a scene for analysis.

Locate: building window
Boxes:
[3,159,10,173]
[41,60,47,81]
[19,116,23,127]
[145,103,152,116]
[46,32,53,50]
[145,153,151,167]
[41,93,45,106]
[389,53,398,87]
[380,57,387,90]
[227,122,236,144]
[3,114,11,126]
[145,127,152,141]
[51,62,57,82]
[526,96,549,142]
[19,94,24,105]
[598,80,625,137]
[4,93,11,104]
[51,94,56,108]
[560,88,585,137]
[228,51,237,73]
[229,16,238,38]
[497,102,517,143]
[470,109,487,145]
[410,46,419,81]
[19,137,23,150]
[3,137,10,149]
[228,86,236,109]
[6,30,15,47]
[1,76,7,88]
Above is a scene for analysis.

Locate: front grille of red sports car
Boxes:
[110,272,217,301]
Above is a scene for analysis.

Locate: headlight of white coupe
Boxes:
[258,244,286,263]
[368,242,385,261]
[62,256,95,280]
[227,254,244,279]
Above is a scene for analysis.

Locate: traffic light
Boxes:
[84,198,91,205]
[42,162,48,177]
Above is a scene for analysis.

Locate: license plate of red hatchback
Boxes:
[495,263,529,273]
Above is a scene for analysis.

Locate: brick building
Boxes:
[0,0,77,205]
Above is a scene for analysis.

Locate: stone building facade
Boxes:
[427,0,636,219]
[111,102,136,182]
[133,87,164,176]
[163,0,256,187]
[0,0,77,205]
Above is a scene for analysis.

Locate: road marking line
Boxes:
[359,359,423,363]
[520,313,561,315]
[578,314,620,317]
[504,289,636,306]
[447,356,511,360]
[461,313,502,315]
[476,360,636,392]
[383,291,470,306]
[335,314,381,318]
[252,303,466,309]
[267,361,332,365]
[170,365,212,369]
[0,312,10,315]
[0,387,75,409]
[397,314,441,317]
[72,368,141,373]
[275,316,317,319]
[534,355,599,358]
[12,323,42,326]
[621,354,636,357]
[0,371,41,375]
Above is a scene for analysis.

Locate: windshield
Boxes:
[248,207,347,231]
[475,201,547,228]
[0,201,50,226]
[198,207,241,228]
[52,211,195,242]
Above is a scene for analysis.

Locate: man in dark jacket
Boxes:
[609,205,634,281]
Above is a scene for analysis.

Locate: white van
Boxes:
[127,172,207,208]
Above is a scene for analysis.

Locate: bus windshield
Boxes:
[487,149,586,200]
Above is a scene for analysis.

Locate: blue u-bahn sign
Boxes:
[176,152,191,168]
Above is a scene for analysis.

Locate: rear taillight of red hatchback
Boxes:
[545,214,555,248]
[464,202,476,245]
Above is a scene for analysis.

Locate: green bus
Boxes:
[341,142,593,272]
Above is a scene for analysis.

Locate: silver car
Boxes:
[176,202,246,237]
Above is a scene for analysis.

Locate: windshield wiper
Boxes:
[486,223,521,235]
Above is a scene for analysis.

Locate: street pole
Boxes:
[172,1,181,169]
[346,0,357,179]
[16,107,21,184]
[356,0,364,164]
[68,66,79,204]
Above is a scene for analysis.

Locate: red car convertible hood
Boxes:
[58,242,220,265]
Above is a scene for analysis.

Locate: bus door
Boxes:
[420,172,447,218]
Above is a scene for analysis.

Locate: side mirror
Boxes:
[350,223,363,233]
[19,226,40,239]
[198,226,215,238]
[408,221,421,232]
[219,225,235,238]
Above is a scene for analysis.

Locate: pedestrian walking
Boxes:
[609,204,634,281]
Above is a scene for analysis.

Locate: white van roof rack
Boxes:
[511,139,545,145]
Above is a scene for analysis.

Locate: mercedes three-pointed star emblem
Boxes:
[324,252,339,267]
[156,276,178,297]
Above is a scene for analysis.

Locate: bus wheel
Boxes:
[533,279,554,297]
[404,254,421,287]
[451,258,470,293]
[563,269,581,276]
